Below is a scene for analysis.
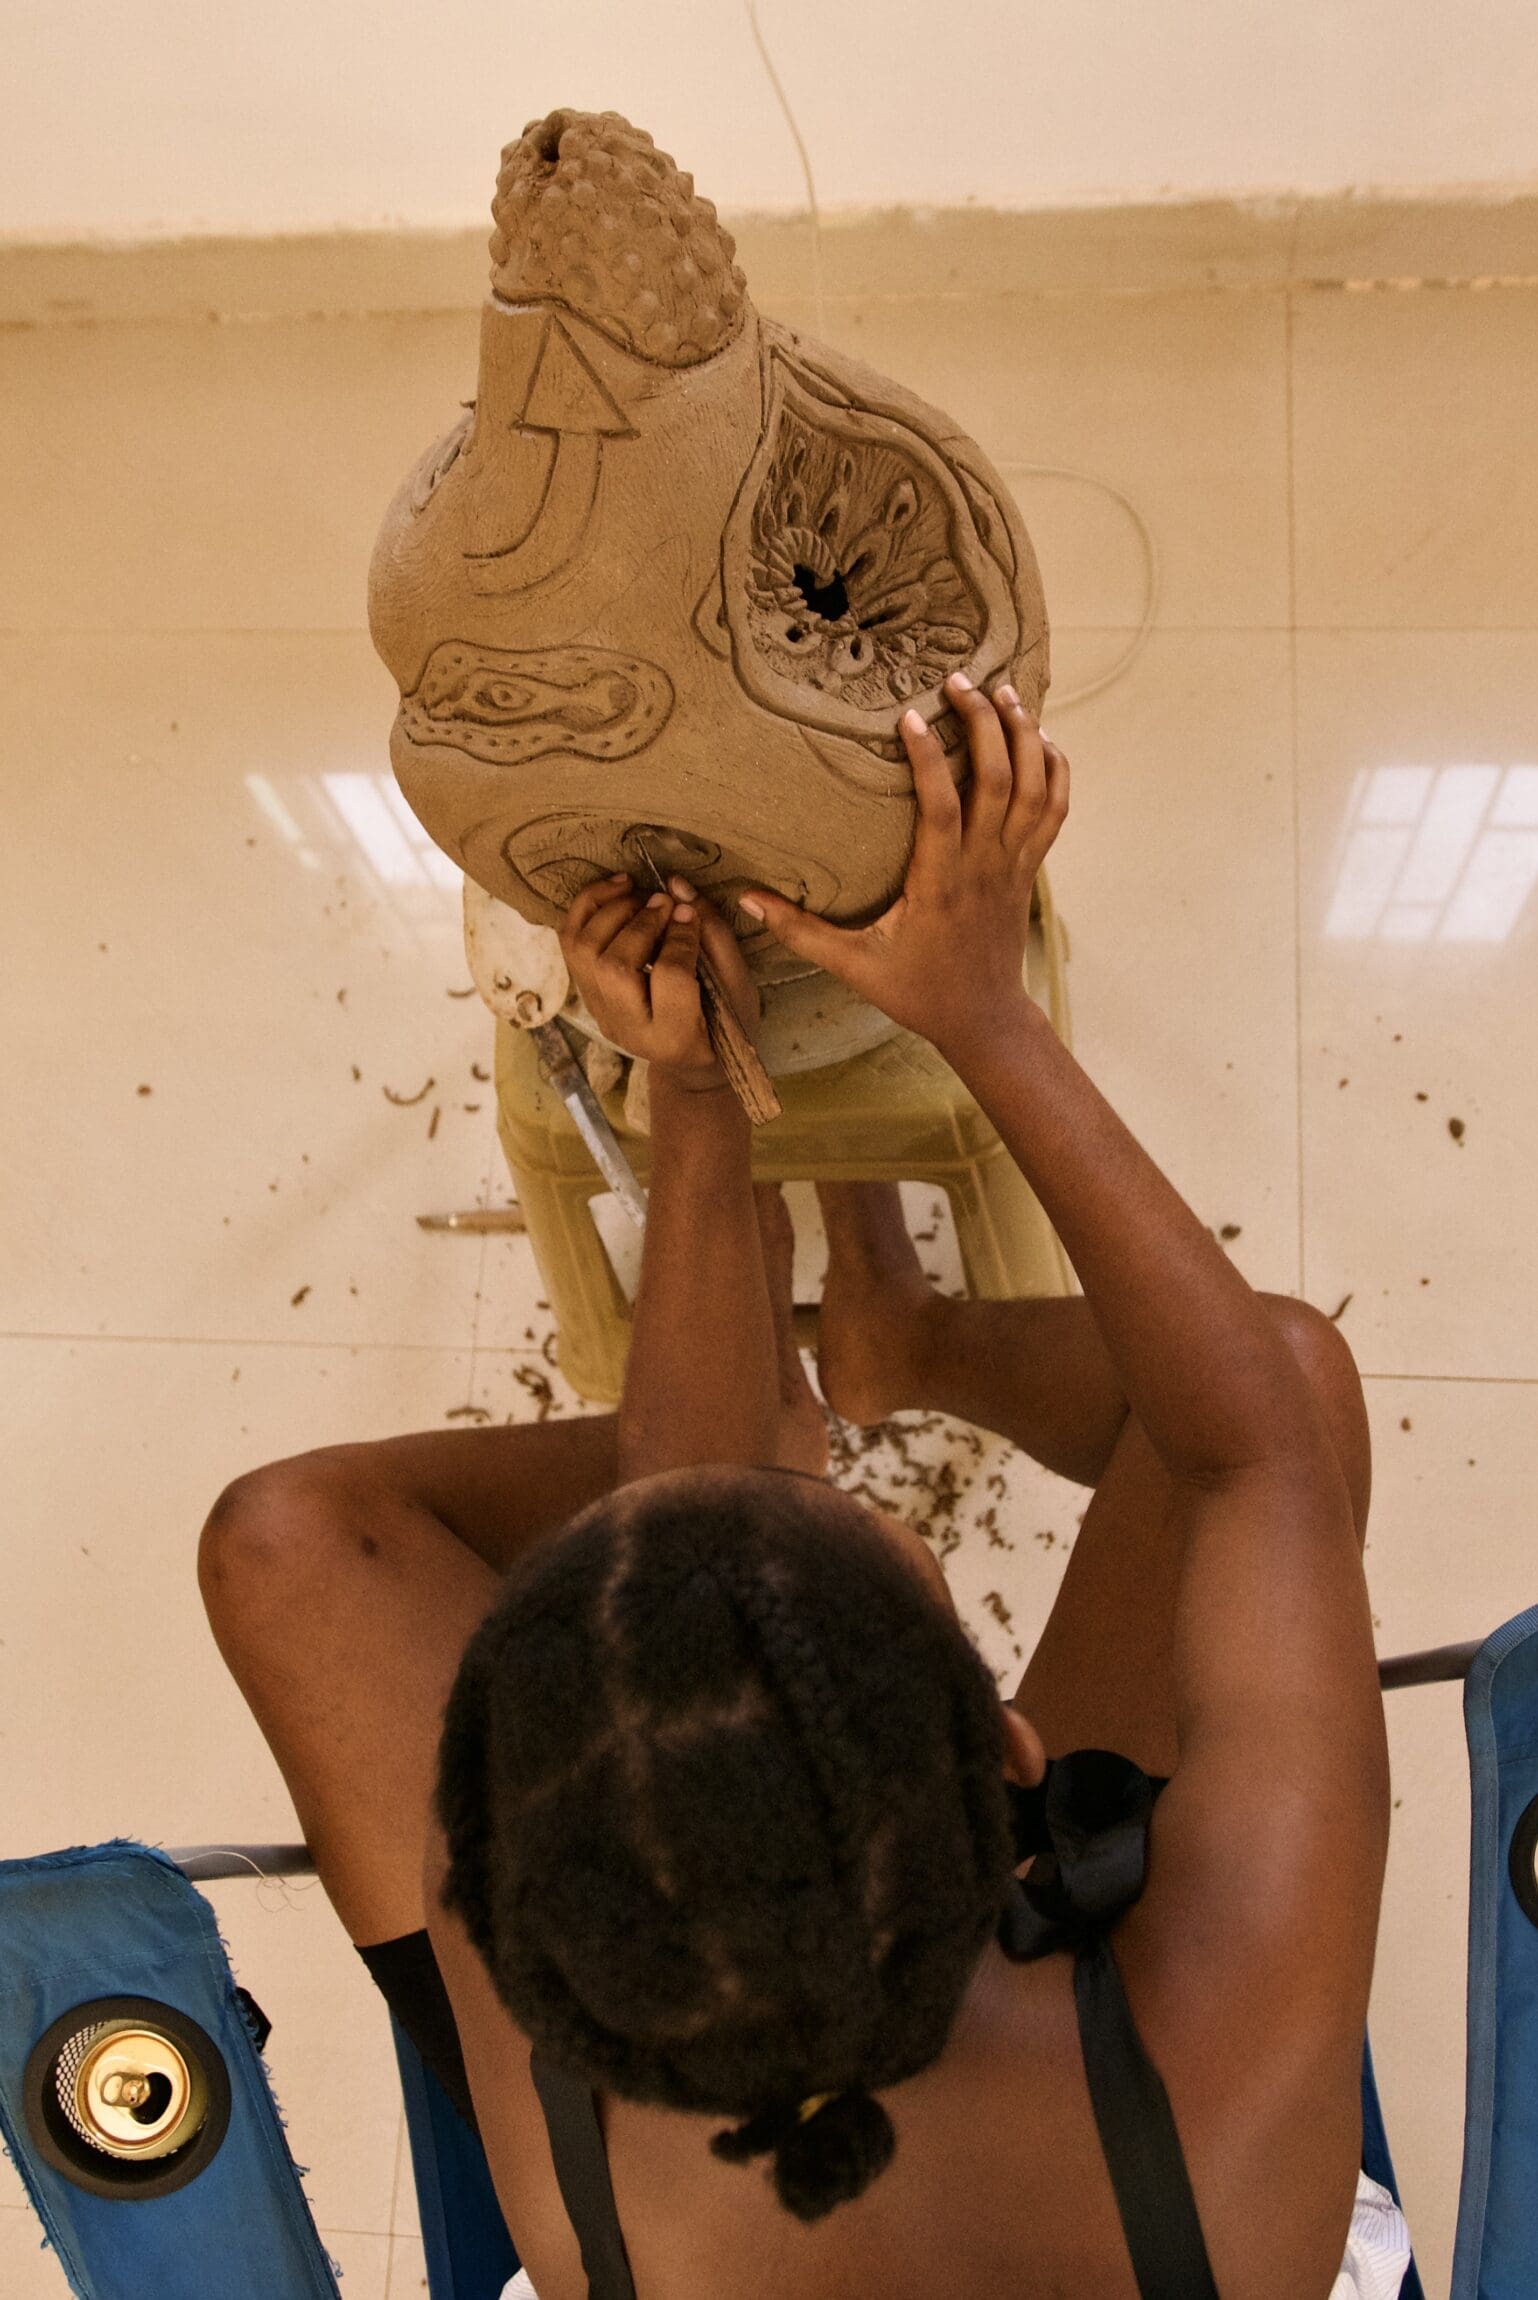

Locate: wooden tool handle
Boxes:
[696,946,782,1125]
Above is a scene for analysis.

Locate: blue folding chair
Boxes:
[6,1603,1538,2299]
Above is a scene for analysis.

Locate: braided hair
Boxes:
[435,1467,1016,2222]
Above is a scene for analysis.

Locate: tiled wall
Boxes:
[3,216,1536,2293]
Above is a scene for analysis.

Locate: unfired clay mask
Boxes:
[370,108,1049,1016]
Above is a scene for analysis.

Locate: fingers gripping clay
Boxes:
[370,109,1049,1061]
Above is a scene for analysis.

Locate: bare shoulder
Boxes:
[423,1830,591,2300]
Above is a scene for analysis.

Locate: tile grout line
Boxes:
[1283,284,1306,1307]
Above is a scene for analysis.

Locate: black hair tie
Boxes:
[712,2087,896,2223]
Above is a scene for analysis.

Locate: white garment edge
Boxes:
[499,2172,1412,2300]
[1329,2173,1414,2300]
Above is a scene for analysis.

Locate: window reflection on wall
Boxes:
[1324,764,1538,943]
[243,770,462,946]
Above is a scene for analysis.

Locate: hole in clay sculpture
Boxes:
[742,392,987,714]
[792,562,852,624]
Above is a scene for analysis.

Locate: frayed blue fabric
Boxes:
[1451,1604,1538,2300]
[0,1840,339,2299]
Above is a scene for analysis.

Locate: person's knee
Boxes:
[1258,1293,1371,1544]
[198,1449,364,1641]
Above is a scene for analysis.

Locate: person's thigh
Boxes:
[200,1416,619,1944]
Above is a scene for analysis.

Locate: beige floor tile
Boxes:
[0,1328,466,2282]
[0,2208,68,2300]
[1292,283,1538,629]
[1297,632,1538,1378]
[210,1878,402,2243]
[0,312,478,632]
[386,2232,431,2297]
[766,290,1291,632]
[1364,1376,1538,1656]
[1373,1677,1468,2300]
[0,634,505,1349]
[1040,630,1302,1294]
[390,2104,422,2239]
[0,1336,473,1852]
[1363,1378,1538,2297]
[320,2229,392,2299]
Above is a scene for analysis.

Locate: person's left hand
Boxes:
[557,873,760,1093]
[738,676,1067,1064]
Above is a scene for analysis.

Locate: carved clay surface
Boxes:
[489,109,748,369]
[402,642,673,768]
[725,351,1014,741]
[370,107,1049,1057]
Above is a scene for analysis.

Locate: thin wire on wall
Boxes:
[744,0,826,336]
[742,0,1159,711]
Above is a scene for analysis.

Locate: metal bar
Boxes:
[1378,1639,1485,1692]
[166,1844,317,1881]
[166,1642,1489,1891]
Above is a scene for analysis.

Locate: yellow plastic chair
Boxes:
[494,873,1073,1404]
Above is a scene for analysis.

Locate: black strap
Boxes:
[1074,1936,1221,2300]
[530,2053,639,2300]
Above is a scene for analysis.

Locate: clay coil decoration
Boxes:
[370,108,1048,1070]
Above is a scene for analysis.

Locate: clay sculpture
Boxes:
[370,108,1048,1058]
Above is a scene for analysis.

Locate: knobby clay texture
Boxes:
[370,108,1049,1056]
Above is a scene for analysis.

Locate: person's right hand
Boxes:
[740,672,1068,1059]
[558,874,759,1094]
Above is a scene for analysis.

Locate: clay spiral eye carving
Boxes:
[400,642,674,767]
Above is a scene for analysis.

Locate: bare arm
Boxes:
[619,1076,779,1478]
[743,680,1388,2008]
[557,875,781,1483]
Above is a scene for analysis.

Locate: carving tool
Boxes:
[530,1019,650,1228]
[633,840,783,1126]
[416,1207,528,1234]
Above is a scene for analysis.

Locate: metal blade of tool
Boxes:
[530,1019,650,1227]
